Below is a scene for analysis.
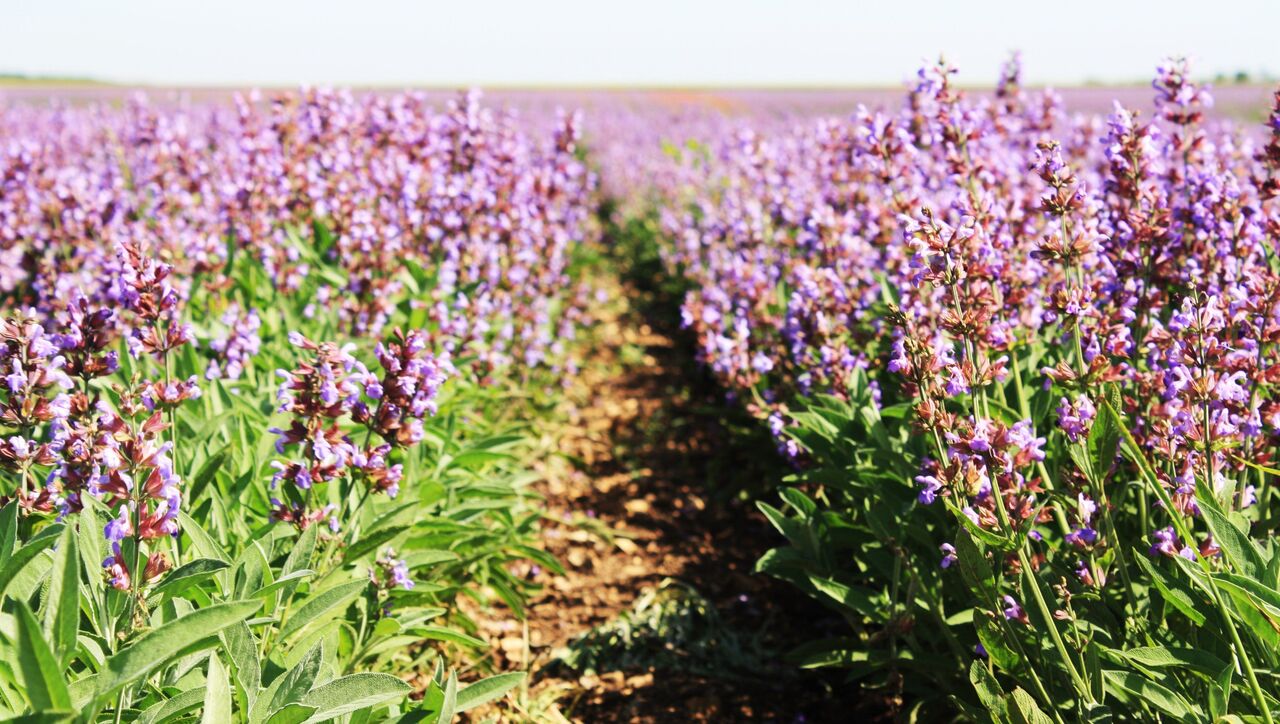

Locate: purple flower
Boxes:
[916,474,943,505]
[1009,420,1046,461]
[940,543,957,568]
[1065,527,1098,548]
[373,548,414,591]
[1002,595,1028,624]
[1055,395,1096,443]
[104,508,132,544]
[1150,526,1197,561]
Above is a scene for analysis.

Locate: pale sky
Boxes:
[3,0,1279,88]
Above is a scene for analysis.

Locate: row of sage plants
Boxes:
[0,89,595,721]
[648,56,1280,720]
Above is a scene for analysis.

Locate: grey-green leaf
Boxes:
[435,672,457,724]
[149,558,230,602]
[344,525,410,563]
[279,579,367,640]
[456,672,526,713]
[1102,669,1194,720]
[201,654,232,724]
[265,704,317,724]
[136,687,205,724]
[1009,688,1053,724]
[280,525,319,601]
[299,673,412,723]
[221,620,261,707]
[10,600,71,711]
[91,600,260,704]
[269,641,323,711]
[0,524,63,600]
[43,524,79,666]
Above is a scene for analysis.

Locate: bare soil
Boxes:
[471,268,868,722]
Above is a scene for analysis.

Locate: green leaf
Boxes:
[279,579,368,640]
[784,638,870,668]
[807,575,884,621]
[455,672,525,712]
[188,447,230,503]
[91,600,260,704]
[221,620,261,710]
[76,506,104,597]
[1102,669,1194,719]
[1109,403,1165,491]
[1210,661,1232,720]
[1211,570,1280,637]
[0,713,75,723]
[1200,502,1265,579]
[414,626,487,649]
[1068,443,1095,485]
[177,512,230,592]
[178,511,229,564]
[779,487,818,517]
[969,661,1008,720]
[506,544,565,576]
[280,525,318,600]
[344,524,410,563]
[1087,400,1121,482]
[9,600,71,710]
[201,654,232,724]
[1009,688,1053,724]
[269,641,323,711]
[251,570,316,600]
[956,529,996,601]
[0,524,64,600]
[976,615,1020,672]
[1133,553,1207,626]
[149,558,230,602]
[756,501,807,547]
[446,450,515,470]
[949,502,1013,551]
[1108,645,1228,677]
[435,672,457,724]
[43,524,79,666]
[234,539,272,598]
[0,501,17,564]
[299,673,412,723]
[67,673,99,709]
[265,704,317,724]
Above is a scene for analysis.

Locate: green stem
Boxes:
[905,563,967,666]
[1017,549,1092,702]
[1097,482,1139,616]
[1008,344,1071,537]
[1105,399,1272,722]
[989,456,1092,703]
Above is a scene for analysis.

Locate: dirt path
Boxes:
[482,264,859,722]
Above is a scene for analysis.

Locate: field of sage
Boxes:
[3,55,1280,721]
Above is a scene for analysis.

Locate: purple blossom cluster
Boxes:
[269,330,451,528]
[371,547,415,591]
[205,305,261,381]
[0,89,597,379]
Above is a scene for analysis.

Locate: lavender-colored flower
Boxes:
[206,306,262,381]
[372,548,414,591]
[1002,595,1028,624]
[1055,395,1096,443]
[939,542,957,569]
[1150,526,1196,561]
[916,474,943,505]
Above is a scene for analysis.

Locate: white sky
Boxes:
[3,0,1279,87]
